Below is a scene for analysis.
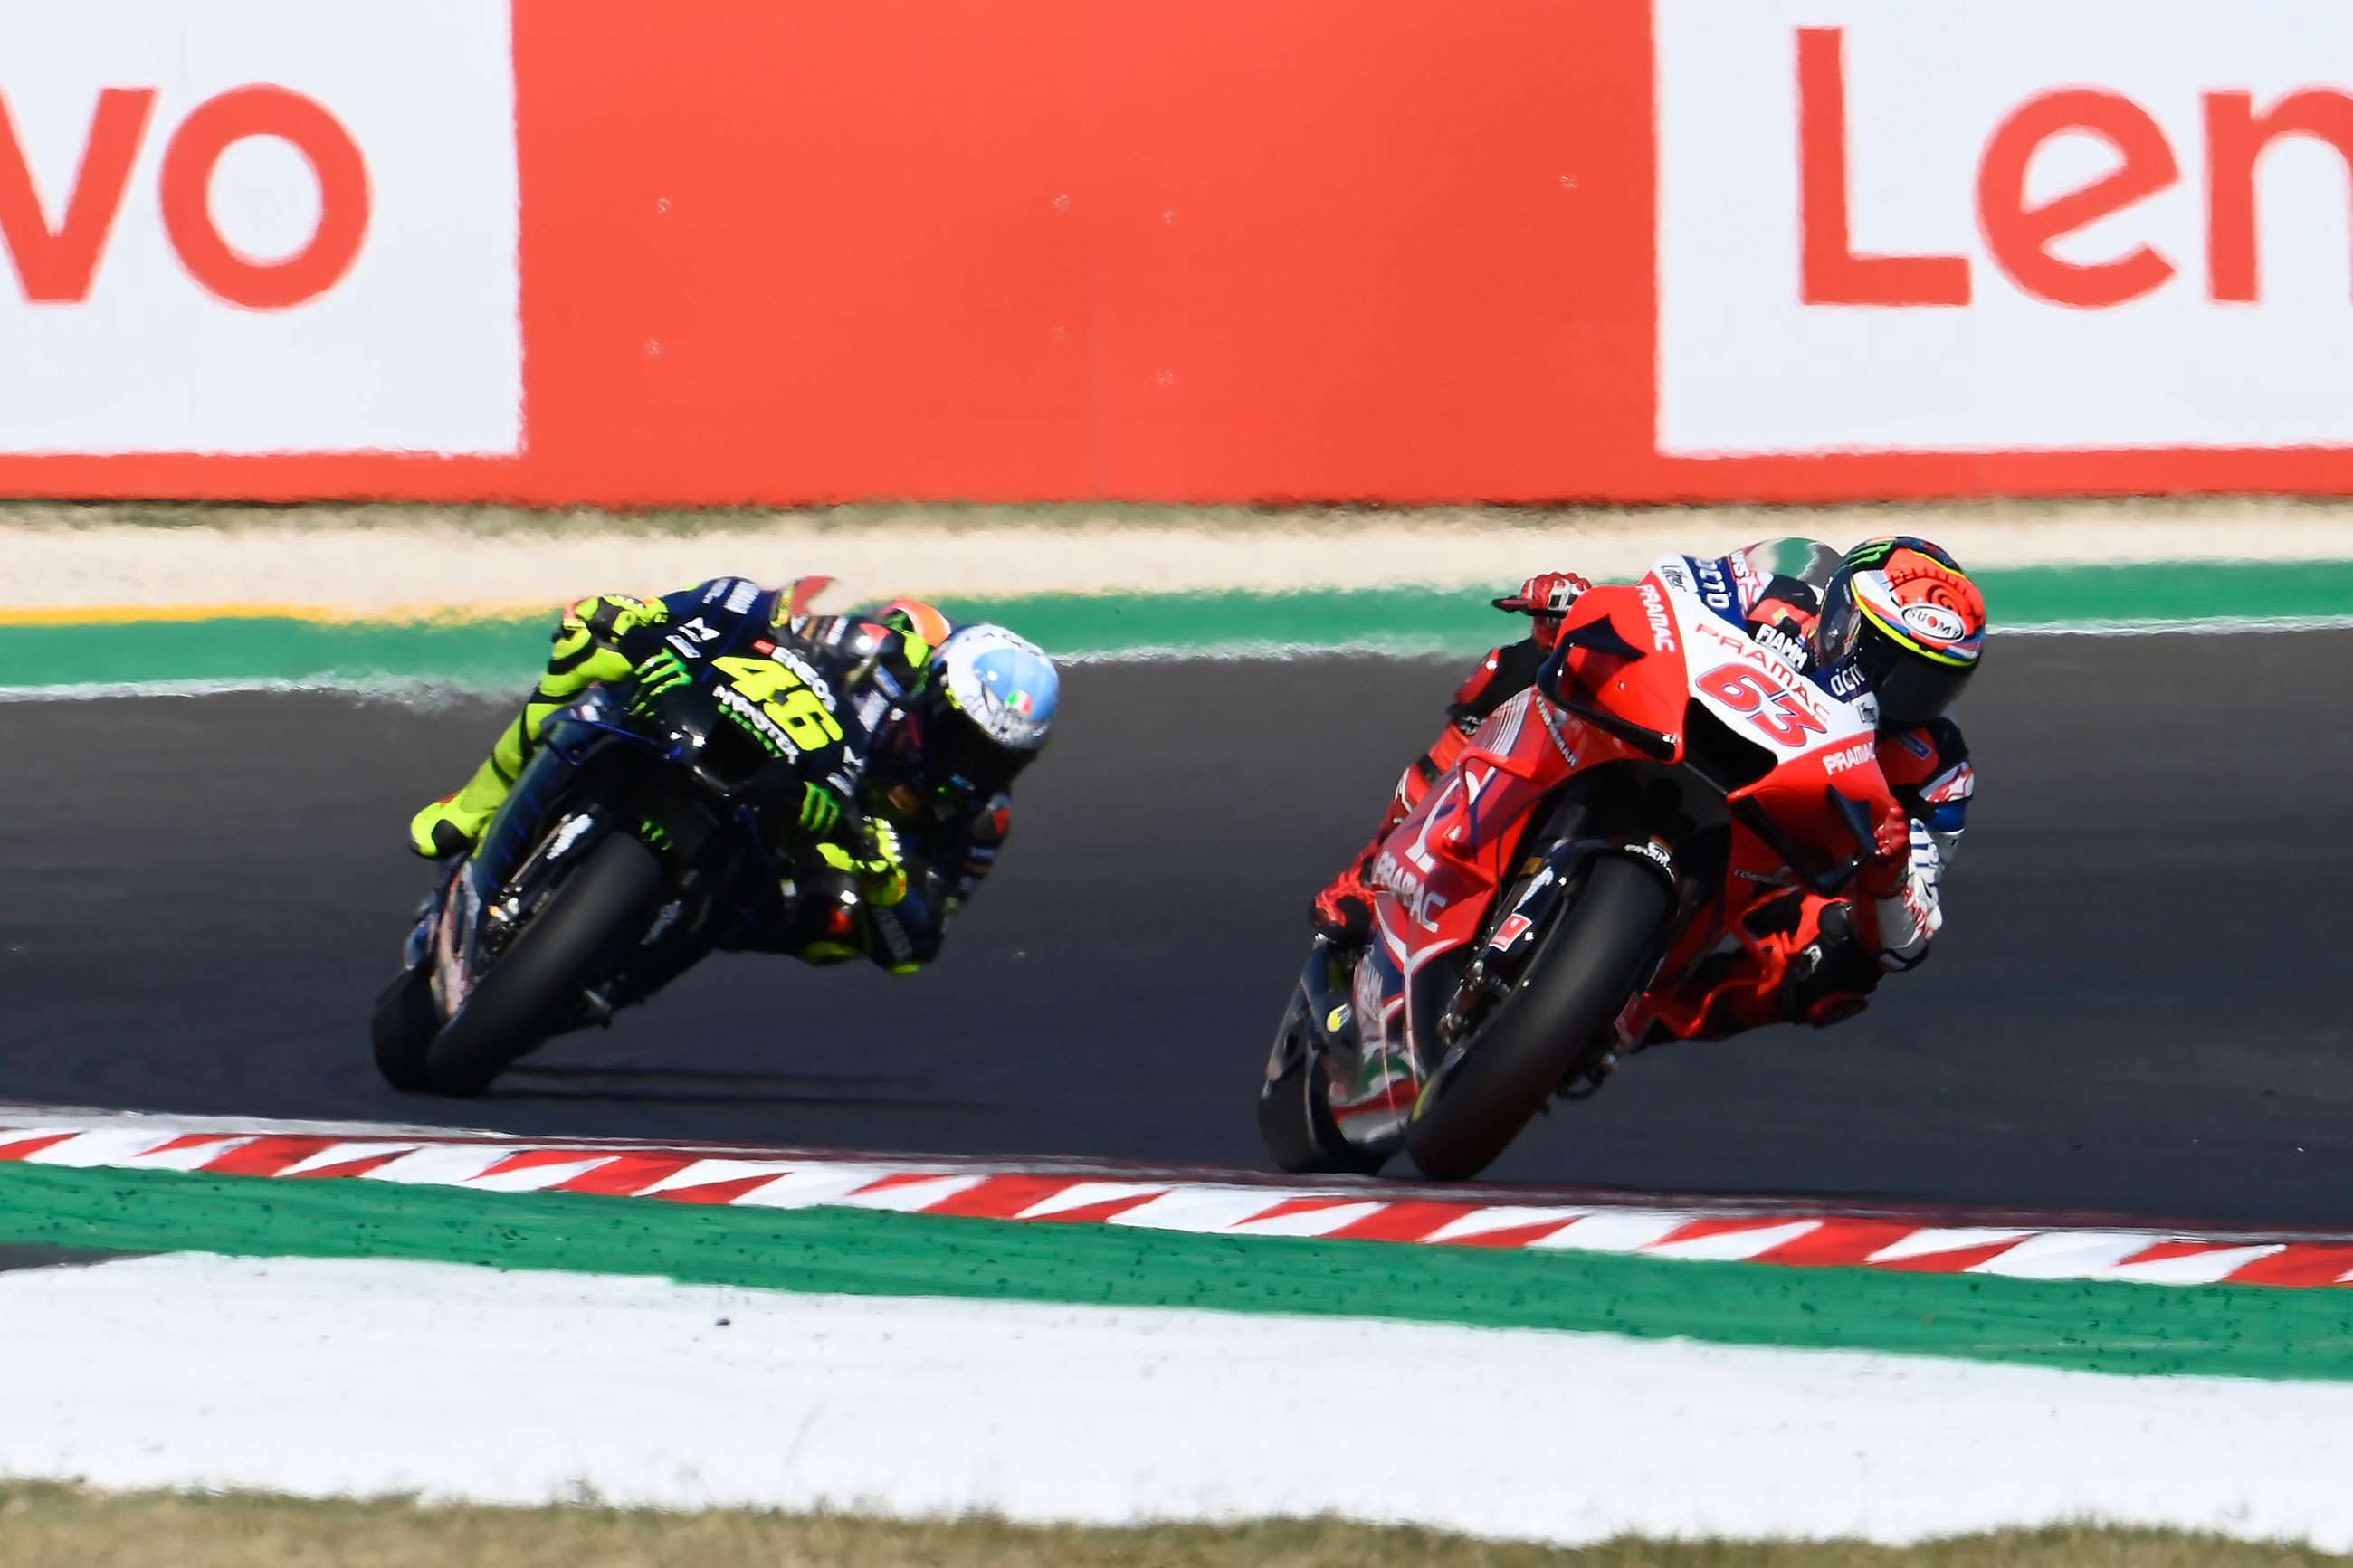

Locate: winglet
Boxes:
[1557,616,1648,662]
[786,575,835,617]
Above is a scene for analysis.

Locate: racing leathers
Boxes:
[408,579,1012,976]
[1309,546,1974,1042]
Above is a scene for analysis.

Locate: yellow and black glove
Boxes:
[794,780,846,836]
[567,594,667,642]
[816,818,909,908]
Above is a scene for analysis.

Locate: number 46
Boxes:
[714,656,845,750]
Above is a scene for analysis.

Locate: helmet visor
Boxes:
[924,701,1034,797]
[1854,621,1973,725]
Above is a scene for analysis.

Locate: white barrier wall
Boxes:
[1659,0,2353,455]
[0,2,2348,502]
[0,0,519,455]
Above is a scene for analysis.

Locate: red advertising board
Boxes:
[1,1,2350,505]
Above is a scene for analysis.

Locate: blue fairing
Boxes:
[1682,554,1751,633]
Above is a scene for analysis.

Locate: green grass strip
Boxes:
[1980,558,2353,625]
[5,1164,2350,1382]
[4,560,2351,692]
[0,614,549,693]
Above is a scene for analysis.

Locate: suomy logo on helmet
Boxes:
[1900,602,1968,643]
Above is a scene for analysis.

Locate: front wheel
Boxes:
[1405,855,1671,1181]
[370,965,438,1092]
[423,832,668,1097]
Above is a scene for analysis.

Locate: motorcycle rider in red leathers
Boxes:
[1310,537,1984,1045]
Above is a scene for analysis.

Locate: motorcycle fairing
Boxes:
[408,588,842,1033]
[1325,938,1415,1144]
[1662,551,1753,638]
[1615,562,1900,1029]
[1657,567,1891,896]
[1358,688,1605,1090]
[1342,558,1906,1137]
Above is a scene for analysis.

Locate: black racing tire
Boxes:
[369,965,439,1092]
[1405,855,1672,1182]
[1258,984,1389,1176]
[424,832,667,1097]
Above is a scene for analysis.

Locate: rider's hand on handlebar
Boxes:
[795,781,846,835]
[816,818,910,908]
[1856,804,1915,899]
[1491,572,1593,650]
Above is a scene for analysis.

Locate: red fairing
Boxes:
[1360,684,1582,1075]
[1548,583,1693,749]
[1363,559,1906,1068]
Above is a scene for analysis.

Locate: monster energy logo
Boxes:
[629,650,694,713]
[715,682,795,757]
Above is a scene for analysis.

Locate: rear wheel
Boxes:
[424,832,668,1097]
[1405,855,1671,1181]
[1258,984,1389,1176]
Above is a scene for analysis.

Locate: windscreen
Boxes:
[1734,537,1843,606]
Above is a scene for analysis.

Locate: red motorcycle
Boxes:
[1259,554,1903,1180]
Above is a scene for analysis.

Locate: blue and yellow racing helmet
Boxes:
[919,623,1059,793]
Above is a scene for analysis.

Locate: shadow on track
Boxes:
[492,1062,989,1114]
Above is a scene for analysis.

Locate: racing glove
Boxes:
[795,780,846,836]
[567,593,667,641]
[626,647,696,713]
[1858,815,1942,971]
[1511,572,1593,650]
[817,818,910,908]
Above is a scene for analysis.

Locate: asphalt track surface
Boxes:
[5,632,2351,1229]
[0,1245,143,1274]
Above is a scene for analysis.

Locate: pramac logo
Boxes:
[0,85,367,310]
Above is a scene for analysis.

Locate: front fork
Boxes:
[1261,941,1351,1098]
[1266,939,1419,1152]
[1423,833,1682,1097]
[1299,937,1358,1052]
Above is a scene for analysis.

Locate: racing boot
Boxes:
[1626,894,1879,1045]
[406,598,649,860]
[408,755,514,859]
[1783,900,1881,1028]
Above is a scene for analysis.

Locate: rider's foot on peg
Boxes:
[407,753,517,860]
[408,795,492,860]
[1310,870,1375,948]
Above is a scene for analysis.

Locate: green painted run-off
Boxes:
[3,1164,2350,1383]
[5,560,2351,692]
